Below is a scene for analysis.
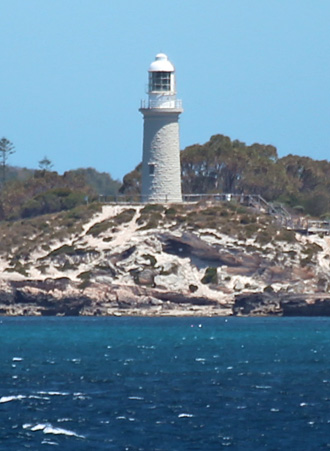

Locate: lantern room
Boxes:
[148,53,175,94]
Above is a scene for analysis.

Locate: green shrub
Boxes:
[142,254,157,267]
[160,264,178,276]
[220,223,239,236]
[61,192,85,210]
[165,207,177,218]
[46,244,76,258]
[302,243,322,259]
[57,261,76,272]
[201,267,217,284]
[87,220,114,237]
[256,229,273,245]
[286,250,297,259]
[141,204,164,214]
[20,188,88,219]
[36,264,49,274]
[77,270,92,289]
[277,229,296,243]
[301,256,312,267]
[78,270,92,280]
[112,208,136,225]
[137,210,162,230]
[138,218,160,230]
[240,214,256,225]
[5,261,29,276]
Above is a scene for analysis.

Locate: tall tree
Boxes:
[38,156,53,171]
[0,138,15,186]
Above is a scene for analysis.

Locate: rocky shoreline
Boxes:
[0,278,232,317]
[233,291,330,316]
[1,278,330,317]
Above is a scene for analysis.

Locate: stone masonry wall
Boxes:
[141,109,182,203]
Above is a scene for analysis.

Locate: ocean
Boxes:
[0,316,330,450]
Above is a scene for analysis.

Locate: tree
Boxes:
[0,138,15,186]
[180,134,288,198]
[119,163,142,195]
[67,168,121,196]
[119,131,330,217]
[38,156,53,171]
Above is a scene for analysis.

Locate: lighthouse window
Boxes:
[150,72,171,91]
[149,164,155,175]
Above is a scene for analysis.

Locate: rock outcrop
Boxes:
[0,203,329,316]
[233,292,330,316]
[0,278,232,317]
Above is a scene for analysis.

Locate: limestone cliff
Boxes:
[0,202,329,316]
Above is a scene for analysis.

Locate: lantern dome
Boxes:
[148,53,175,72]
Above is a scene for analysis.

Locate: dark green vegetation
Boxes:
[201,267,218,285]
[0,166,120,221]
[2,131,329,223]
[71,168,121,197]
[86,208,136,237]
[120,134,330,218]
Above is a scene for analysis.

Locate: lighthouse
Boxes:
[139,53,183,203]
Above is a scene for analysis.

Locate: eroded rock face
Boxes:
[233,292,282,316]
[9,279,91,316]
[233,292,330,317]
[0,278,232,317]
[281,296,330,316]
[160,232,243,267]
[5,274,330,317]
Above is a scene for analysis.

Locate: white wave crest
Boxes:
[31,423,49,431]
[0,395,26,403]
[37,391,70,396]
[43,426,85,438]
[28,395,50,400]
[41,439,59,446]
[23,423,85,439]
[178,413,194,418]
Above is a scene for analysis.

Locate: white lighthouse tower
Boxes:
[139,53,183,203]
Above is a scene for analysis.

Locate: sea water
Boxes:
[0,317,330,450]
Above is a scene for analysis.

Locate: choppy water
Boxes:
[1,317,330,450]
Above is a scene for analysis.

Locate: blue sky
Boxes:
[1,1,329,181]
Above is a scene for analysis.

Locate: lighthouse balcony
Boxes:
[140,98,182,110]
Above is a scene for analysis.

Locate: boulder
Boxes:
[233,292,282,316]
